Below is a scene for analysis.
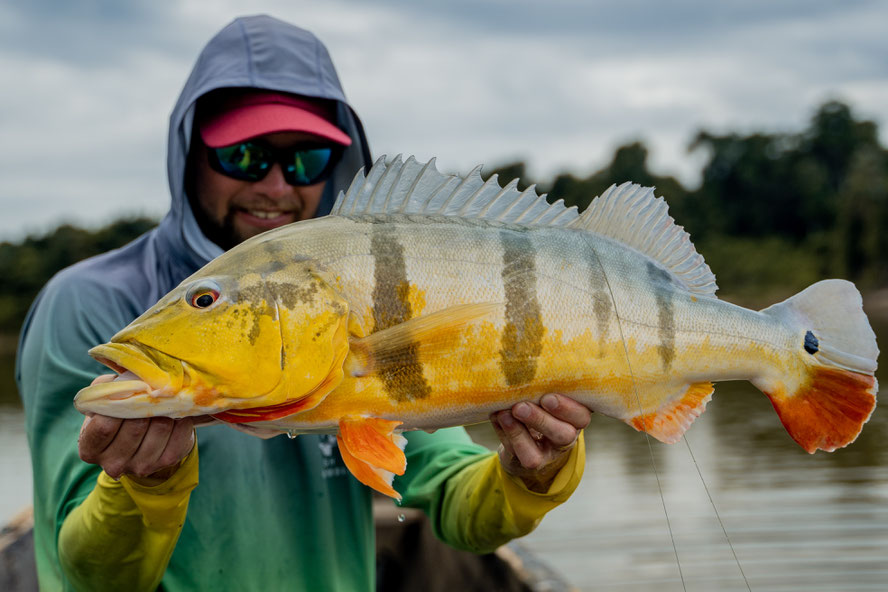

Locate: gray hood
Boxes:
[161,14,372,273]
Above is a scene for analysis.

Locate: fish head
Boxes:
[74,257,351,419]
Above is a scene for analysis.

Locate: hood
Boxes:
[161,14,373,274]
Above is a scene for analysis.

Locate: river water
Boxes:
[2,316,885,590]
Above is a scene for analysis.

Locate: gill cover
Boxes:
[212,263,352,422]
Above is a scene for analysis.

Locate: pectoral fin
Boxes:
[347,302,501,377]
[337,416,408,500]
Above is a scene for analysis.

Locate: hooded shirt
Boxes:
[17,15,583,592]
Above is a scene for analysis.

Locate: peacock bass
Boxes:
[74,156,879,499]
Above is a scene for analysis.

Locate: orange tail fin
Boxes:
[758,280,879,453]
[764,366,876,453]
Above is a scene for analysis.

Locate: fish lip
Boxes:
[87,341,180,393]
[73,341,187,415]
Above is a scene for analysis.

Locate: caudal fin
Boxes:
[758,280,878,453]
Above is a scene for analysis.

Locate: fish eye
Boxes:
[186,280,222,309]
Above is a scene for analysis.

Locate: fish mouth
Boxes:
[73,341,193,418]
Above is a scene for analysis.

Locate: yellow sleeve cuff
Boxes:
[497,430,586,528]
[441,431,585,552]
[118,444,200,530]
[58,445,200,591]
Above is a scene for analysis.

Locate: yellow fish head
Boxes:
[74,260,350,420]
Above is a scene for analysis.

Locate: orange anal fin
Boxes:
[629,382,714,443]
[764,366,877,453]
[339,417,407,475]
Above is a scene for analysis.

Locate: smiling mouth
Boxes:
[237,207,301,223]
[246,209,288,220]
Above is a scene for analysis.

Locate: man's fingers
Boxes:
[159,418,196,468]
[98,418,151,477]
[540,393,593,429]
[496,410,544,470]
[77,406,195,481]
[130,418,176,476]
[490,413,516,461]
[512,401,579,449]
[78,415,123,462]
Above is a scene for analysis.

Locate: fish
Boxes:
[75,155,879,499]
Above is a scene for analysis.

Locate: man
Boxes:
[17,15,590,591]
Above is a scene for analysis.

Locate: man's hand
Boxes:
[491,393,592,493]
[78,375,197,486]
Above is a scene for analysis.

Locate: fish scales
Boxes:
[74,156,879,499]
[273,218,726,429]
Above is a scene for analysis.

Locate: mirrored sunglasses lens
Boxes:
[287,148,332,185]
[214,143,271,180]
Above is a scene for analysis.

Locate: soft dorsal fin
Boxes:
[333,155,579,226]
[568,183,718,297]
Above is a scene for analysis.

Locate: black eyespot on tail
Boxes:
[804,330,819,355]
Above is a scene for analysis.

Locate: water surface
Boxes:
[2,315,886,590]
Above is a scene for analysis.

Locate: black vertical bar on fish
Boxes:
[370,223,432,402]
[646,262,677,371]
[498,229,544,387]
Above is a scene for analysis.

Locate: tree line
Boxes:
[1,100,885,336]
[488,100,887,302]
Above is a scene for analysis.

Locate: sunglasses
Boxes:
[207,140,344,186]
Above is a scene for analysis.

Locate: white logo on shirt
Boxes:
[318,434,348,479]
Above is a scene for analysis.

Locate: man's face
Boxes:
[190,131,328,250]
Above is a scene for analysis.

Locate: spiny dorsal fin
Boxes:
[333,155,579,226]
[568,183,718,297]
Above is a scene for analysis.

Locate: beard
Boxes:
[187,193,246,252]
[202,208,244,251]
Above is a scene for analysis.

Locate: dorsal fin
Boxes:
[332,155,579,226]
[568,183,718,297]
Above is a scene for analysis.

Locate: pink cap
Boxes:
[199,90,352,148]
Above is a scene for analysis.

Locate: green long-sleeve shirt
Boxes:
[55,432,584,591]
[17,257,584,591]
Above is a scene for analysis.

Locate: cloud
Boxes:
[0,0,886,240]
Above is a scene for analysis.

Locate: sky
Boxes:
[1,0,886,241]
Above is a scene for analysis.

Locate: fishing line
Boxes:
[682,434,752,591]
[580,234,688,592]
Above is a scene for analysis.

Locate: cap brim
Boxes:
[201,102,352,148]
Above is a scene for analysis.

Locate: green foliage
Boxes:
[686,101,885,243]
[486,162,531,191]
[489,100,887,290]
[696,235,826,304]
[545,141,689,214]
[834,146,888,285]
[0,217,157,334]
